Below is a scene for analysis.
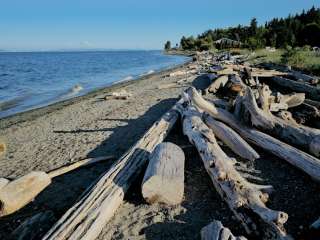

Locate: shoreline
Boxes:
[0,59,191,129]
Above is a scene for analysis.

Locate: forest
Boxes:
[165,6,320,51]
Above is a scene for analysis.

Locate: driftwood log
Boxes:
[185,87,320,182]
[270,76,320,101]
[180,105,289,239]
[201,220,247,240]
[204,117,259,161]
[0,155,114,217]
[242,86,320,157]
[142,142,185,205]
[43,99,183,240]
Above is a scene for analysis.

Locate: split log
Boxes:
[242,87,320,157]
[43,99,183,240]
[142,142,185,205]
[201,220,247,240]
[185,87,320,182]
[205,75,229,94]
[180,105,289,239]
[270,76,320,101]
[204,117,259,161]
[0,156,114,217]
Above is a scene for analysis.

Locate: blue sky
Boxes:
[0,0,319,50]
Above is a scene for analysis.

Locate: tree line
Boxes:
[165,6,320,51]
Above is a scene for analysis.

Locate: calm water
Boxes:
[0,50,189,118]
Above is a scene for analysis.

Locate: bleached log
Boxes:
[270,76,320,101]
[242,87,320,157]
[0,178,9,191]
[0,172,51,217]
[280,93,305,108]
[181,106,289,239]
[205,75,229,94]
[142,142,185,205]
[42,99,183,240]
[185,87,320,182]
[201,220,247,240]
[204,117,259,161]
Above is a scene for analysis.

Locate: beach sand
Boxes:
[0,62,319,239]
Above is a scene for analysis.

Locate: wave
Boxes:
[58,84,84,99]
[139,70,155,77]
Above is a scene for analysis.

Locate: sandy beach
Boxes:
[0,59,320,240]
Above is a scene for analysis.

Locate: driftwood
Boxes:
[270,76,320,101]
[0,155,114,217]
[242,87,320,157]
[201,220,247,240]
[43,99,183,240]
[257,85,305,112]
[180,105,289,239]
[104,90,132,100]
[305,99,320,109]
[204,117,259,161]
[185,87,320,182]
[228,74,245,92]
[0,138,6,159]
[289,70,318,85]
[290,103,320,124]
[142,142,185,205]
[205,75,229,94]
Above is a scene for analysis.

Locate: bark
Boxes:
[181,106,289,239]
[142,142,185,205]
[201,220,247,240]
[42,99,182,240]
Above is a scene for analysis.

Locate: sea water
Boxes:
[0,50,189,118]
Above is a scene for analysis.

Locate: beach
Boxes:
[0,58,320,240]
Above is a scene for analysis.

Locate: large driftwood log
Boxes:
[270,76,320,101]
[185,87,320,182]
[242,87,320,157]
[0,156,114,217]
[142,142,185,205]
[204,117,259,161]
[43,99,182,240]
[181,106,289,239]
[201,220,247,240]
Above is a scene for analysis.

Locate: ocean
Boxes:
[0,50,190,118]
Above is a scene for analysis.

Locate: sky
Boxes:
[0,0,319,51]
